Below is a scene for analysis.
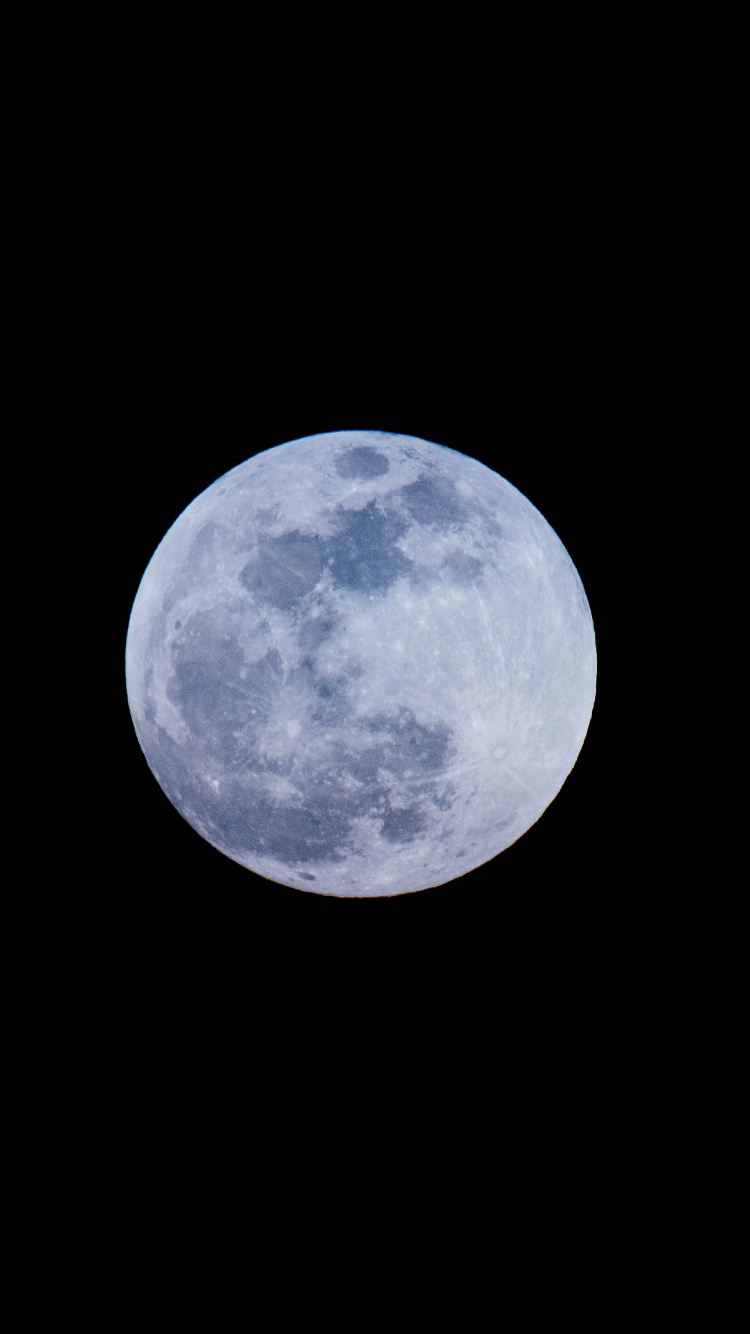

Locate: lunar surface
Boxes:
[126,431,596,896]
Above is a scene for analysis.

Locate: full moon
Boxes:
[126,431,596,896]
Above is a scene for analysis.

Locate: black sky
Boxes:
[32,170,733,1329]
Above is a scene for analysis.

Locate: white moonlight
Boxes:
[126,431,596,896]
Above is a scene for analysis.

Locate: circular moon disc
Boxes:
[126,431,596,896]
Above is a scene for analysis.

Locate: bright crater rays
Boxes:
[125,431,596,896]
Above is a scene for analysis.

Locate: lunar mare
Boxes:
[126,431,596,896]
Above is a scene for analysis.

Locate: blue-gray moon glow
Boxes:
[125,431,596,896]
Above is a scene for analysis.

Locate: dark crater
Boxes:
[204,782,354,867]
[151,616,458,871]
[289,656,353,727]
[240,500,413,609]
[381,805,427,843]
[335,446,390,479]
[399,474,467,529]
[326,500,413,594]
[297,611,338,652]
[363,707,454,776]
[167,613,283,769]
[441,551,484,586]
[239,532,326,610]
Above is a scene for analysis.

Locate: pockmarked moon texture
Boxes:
[126,432,596,896]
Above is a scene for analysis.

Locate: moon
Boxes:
[125,431,596,896]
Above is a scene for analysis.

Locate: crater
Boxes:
[166,614,283,768]
[327,500,412,594]
[334,446,390,479]
[297,610,338,652]
[441,551,484,586]
[400,475,467,530]
[381,805,427,843]
[239,531,326,610]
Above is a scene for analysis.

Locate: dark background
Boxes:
[109,262,619,1130]
[32,153,735,1327]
